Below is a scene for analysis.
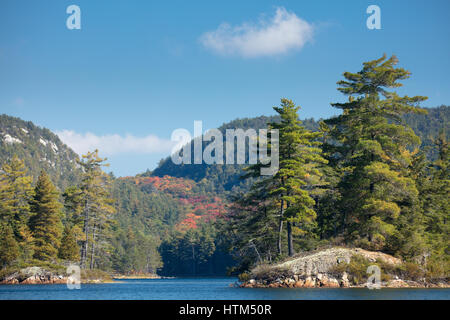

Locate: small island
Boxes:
[239,247,449,289]
[0,265,113,284]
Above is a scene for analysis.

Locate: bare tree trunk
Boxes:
[287,221,294,257]
[277,200,284,255]
[249,240,262,263]
[89,224,96,270]
[80,199,89,269]
[191,245,195,275]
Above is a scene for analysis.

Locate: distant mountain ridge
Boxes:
[151,106,449,193]
[0,114,81,190]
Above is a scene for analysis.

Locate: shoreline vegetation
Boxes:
[0,266,114,284]
[0,247,448,287]
[239,247,449,289]
[0,263,176,284]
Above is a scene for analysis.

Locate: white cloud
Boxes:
[56,130,176,156]
[200,7,313,58]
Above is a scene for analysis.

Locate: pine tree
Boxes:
[0,155,33,238]
[0,156,35,263]
[29,171,63,261]
[413,130,449,267]
[18,224,35,262]
[75,150,115,269]
[58,226,80,261]
[244,99,327,257]
[0,176,14,223]
[0,223,20,267]
[226,180,279,265]
[324,55,428,253]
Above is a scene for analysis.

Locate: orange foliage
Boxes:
[120,175,227,232]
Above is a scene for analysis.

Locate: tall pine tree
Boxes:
[0,155,33,239]
[75,150,115,269]
[0,223,20,267]
[244,99,327,257]
[29,171,63,261]
[324,55,427,254]
[58,226,80,261]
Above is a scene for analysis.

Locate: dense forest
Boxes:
[0,55,448,279]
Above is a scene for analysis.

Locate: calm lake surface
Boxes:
[0,278,448,300]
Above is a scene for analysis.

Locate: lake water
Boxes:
[0,278,448,300]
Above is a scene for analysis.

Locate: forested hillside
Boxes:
[0,128,233,276]
[151,106,449,193]
[0,115,82,190]
[114,175,232,275]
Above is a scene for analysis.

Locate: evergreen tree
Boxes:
[18,224,35,262]
[0,156,35,262]
[75,150,115,269]
[29,171,63,261]
[412,130,449,268]
[244,99,327,257]
[0,174,14,224]
[324,55,427,254]
[58,226,80,261]
[0,155,33,239]
[225,181,279,267]
[0,223,20,267]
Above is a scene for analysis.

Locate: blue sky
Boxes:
[1,0,449,176]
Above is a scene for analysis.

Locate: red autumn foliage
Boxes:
[119,175,227,232]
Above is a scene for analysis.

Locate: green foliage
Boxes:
[227,98,327,267]
[0,223,20,267]
[250,264,293,282]
[58,226,80,261]
[111,227,162,275]
[29,171,63,261]
[238,271,251,282]
[80,268,113,282]
[0,155,33,239]
[68,150,116,270]
[324,55,427,254]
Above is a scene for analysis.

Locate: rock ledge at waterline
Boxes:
[0,266,113,284]
[239,247,449,289]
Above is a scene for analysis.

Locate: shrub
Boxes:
[81,269,112,282]
[238,272,250,282]
[424,256,449,281]
[251,264,293,282]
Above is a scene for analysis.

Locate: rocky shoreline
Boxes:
[0,266,113,285]
[1,267,68,284]
[240,273,449,289]
[240,247,449,289]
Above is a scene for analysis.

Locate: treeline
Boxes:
[159,225,233,276]
[0,155,77,267]
[114,175,234,276]
[224,55,449,279]
[0,151,163,274]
